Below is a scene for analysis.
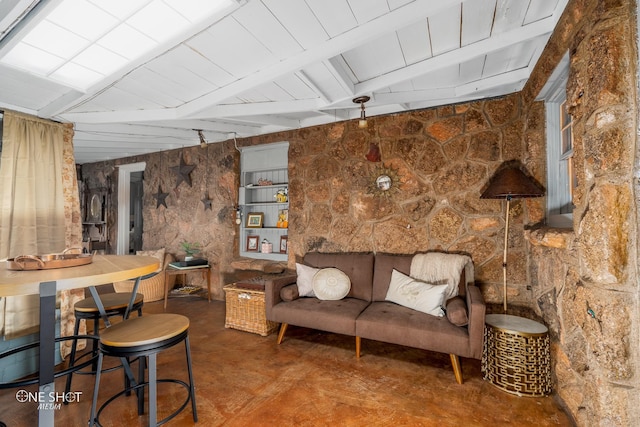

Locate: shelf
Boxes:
[239,142,289,261]
[244,202,288,207]
[245,183,288,190]
[239,251,287,261]
[244,227,288,231]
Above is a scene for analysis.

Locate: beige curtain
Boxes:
[0,110,85,358]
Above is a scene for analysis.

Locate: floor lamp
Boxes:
[481,163,544,312]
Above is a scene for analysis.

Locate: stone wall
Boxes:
[82,96,543,307]
[79,0,640,424]
[521,0,640,425]
[81,141,239,300]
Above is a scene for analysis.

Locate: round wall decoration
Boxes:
[368,164,400,197]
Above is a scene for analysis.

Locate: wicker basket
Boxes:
[224,284,278,336]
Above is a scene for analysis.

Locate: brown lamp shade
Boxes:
[481,166,544,199]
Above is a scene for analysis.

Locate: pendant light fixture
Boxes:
[353,96,370,128]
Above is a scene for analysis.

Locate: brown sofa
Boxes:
[264,252,486,384]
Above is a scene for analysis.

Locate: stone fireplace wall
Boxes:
[79,0,640,424]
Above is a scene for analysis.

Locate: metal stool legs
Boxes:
[89,314,197,427]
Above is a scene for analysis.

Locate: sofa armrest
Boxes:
[264,274,297,320]
[466,285,486,359]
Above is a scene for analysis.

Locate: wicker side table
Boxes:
[223,284,278,336]
[482,314,551,397]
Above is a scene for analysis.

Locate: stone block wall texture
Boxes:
[79,0,640,424]
[522,0,640,425]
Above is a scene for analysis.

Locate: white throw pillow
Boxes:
[385,269,448,317]
[295,263,320,297]
[312,268,351,300]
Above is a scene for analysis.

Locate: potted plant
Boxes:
[180,241,201,261]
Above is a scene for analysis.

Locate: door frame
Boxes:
[116,162,146,254]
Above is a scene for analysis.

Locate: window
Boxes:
[537,52,575,228]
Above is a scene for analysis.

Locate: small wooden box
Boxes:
[224,284,278,336]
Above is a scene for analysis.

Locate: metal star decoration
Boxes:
[170,152,196,188]
[153,185,169,208]
[201,193,213,211]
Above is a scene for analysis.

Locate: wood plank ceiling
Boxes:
[0,0,569,164]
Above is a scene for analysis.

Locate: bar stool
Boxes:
[89,313,197,427]
[64,292,144,396]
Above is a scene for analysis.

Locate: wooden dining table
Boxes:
[0,254,160,427]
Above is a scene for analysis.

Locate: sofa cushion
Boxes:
[312,268,351,300]
[445,296,468,326]
[280,284,299,301]
[304,253,374,301]
[385,269,447,317]
[356,301,471,357]
[372,253,412,301]
[296,263,320,297]
[271,297,370,336]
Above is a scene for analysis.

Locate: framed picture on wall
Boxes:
[246,212,264,228]
[279,235,288,254]
[247,235,259,252]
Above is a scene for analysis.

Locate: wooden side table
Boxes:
[482,313,551,397]
[164,264,211,309]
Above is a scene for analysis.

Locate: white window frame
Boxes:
[537,52,574,228]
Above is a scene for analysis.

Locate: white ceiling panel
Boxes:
[233,1,303,60]
[461,0,496,46]
[306,0,358,38]
[428,5,461,56]
[347,0,390,24]
[397,20,432,65]
[0,0,570,163]
[188,17,274,78]
[342,33,406,82]
[261,0,329,50]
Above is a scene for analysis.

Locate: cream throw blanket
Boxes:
[410,253,474,300]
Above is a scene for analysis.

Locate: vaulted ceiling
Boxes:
[0,0,568,164]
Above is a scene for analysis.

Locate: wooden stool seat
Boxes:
[74,293,144,314]
[65,293,144,398]
[89,314,197,426]
[100,314,189,348]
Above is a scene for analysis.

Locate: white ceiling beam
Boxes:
[61,108,179,124]
[175,0,462,117]
[0,0,63,53]
[295,71,331,104]
[188,98,323,118]
[323,57,355,97]
[223,114,300,129]
[74,122,217,139]
[354,16,556,97]
[0,100,37,115]
[137,119,261,135]
[455,67,531,97]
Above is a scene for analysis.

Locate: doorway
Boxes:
[117,162,146,254]
[129,171,143,253]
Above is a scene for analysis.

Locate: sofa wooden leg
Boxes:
[277,323,288,344]
[355,336,361,358]
[450,354,463,384]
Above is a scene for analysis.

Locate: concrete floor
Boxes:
[0,295,574,426]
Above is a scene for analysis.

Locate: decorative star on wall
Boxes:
[170,152,196,188]
[153,185,169,208]
[201,193,213,211]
